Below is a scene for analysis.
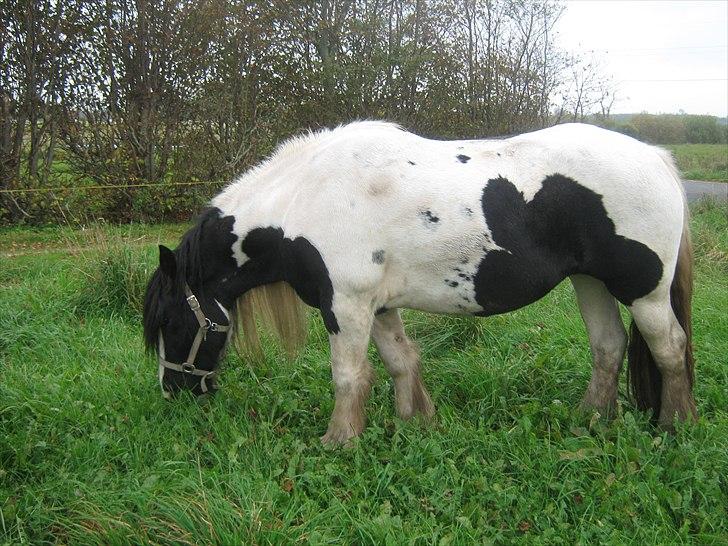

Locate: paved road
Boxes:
[683,180,727,203]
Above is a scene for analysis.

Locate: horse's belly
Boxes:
[377,210,562,316]
[385,250,564,317]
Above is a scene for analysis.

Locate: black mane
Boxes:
[142,208,222,353]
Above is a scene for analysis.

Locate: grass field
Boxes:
[1,202,727,544]
[665,144,728,182]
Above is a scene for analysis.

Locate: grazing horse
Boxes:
[143,121,697,444]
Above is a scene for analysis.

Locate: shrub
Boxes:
[73,228,156,317]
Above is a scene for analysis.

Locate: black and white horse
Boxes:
[143,121,697,444]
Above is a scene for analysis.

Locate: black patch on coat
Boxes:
[446,280,459,287]
[457,154,471,163]
[241,227,340,334]
[372,250,385,264]
[473,174,663,315]
[408,160,416,165]
[420,209,440,226]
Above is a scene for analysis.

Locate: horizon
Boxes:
[598,112,727,120]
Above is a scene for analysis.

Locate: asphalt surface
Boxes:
[683,180,727,203]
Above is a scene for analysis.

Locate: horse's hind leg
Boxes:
[629,293,697,428]
[321,299,375,446]
[570,275,627,417]
[372,309,435,420]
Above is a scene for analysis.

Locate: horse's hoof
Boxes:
[320,425,359,447]
[658,398,698,432]
[578,398,617,420]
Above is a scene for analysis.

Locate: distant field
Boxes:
[1,202,727,543]
[665,143,728,182]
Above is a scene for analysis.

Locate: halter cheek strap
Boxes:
[158,284,231,394]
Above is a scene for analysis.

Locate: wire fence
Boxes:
[0,178,226,225]
[0,180,222,194]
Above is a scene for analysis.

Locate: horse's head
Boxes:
[143,245,232,398]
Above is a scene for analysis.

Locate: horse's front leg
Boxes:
[320,298,375,446]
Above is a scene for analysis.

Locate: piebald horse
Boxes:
[143,121,697,444]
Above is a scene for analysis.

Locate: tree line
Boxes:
[2,0,611,224]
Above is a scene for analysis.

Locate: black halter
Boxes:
[158,284,231,394]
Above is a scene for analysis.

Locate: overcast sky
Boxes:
[556,0,728,116]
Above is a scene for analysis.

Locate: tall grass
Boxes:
[68,226,156,317]
[76,246,154,317]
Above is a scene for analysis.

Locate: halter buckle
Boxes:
[205,318,218,332]
[181,362,196,373]
[186,294,200,311]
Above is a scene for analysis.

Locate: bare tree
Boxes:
[2,0,615,224]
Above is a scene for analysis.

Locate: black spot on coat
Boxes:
[473,175,663,315]
[457,154,471,163]
[420,209,440,226]
[372,250,385,264]
[408,160,416,165]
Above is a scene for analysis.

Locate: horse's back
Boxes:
[303,123,681,308]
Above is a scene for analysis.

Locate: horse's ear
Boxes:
[158,245,177,279]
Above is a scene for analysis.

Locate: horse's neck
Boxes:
[201,202,288,306]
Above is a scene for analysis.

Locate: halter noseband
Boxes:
[158,284,231,394]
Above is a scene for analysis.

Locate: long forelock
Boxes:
[143,268,165,353]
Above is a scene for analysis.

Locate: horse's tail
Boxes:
[627,151,694,419]
[233,282,308,360]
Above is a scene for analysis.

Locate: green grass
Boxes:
[1,204,727,544]
[665,143,728,182]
